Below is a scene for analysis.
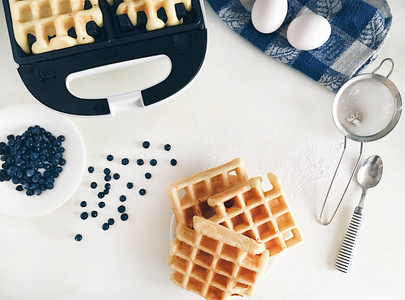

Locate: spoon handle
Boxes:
[335,206,363,273]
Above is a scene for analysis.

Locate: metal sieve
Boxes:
[319,58,402,225]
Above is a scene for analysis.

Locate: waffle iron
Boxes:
[2,0,207,116]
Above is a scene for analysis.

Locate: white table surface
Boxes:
[1,1,405,299]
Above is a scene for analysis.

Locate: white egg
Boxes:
[251,0,288,34]
[287,14,331,51]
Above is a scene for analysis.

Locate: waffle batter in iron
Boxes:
[9,0,103,54]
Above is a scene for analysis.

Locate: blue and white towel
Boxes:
[206,0,392,92]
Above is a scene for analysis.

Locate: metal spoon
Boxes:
[335,155,383,273]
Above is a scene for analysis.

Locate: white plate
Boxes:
[0,104,86,217]
[170,214,277,277]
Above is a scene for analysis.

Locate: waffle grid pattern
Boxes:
[9,0,103,54]
[167,158,249,228]
[208,173,303,257]
[169,217,269,300]
[113,0,192,31]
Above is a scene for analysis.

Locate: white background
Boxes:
[1,1,405,299]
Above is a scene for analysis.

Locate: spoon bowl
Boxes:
[357,155,383,190]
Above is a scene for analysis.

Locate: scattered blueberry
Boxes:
[150,159,157,166]
[80,201,87,207]
[104,175,111,181]
[145,173,152,179]
[137,159,144,166]
[127,182,133,189]
[90,182,97,189]
[139,189,146,196]
[121,213,129,221]
[97,192,104,199]
[119,195,126,202]
[164,144,171,151]
[170,159,177,166]
[105,183,111,189]
[103,189,109,195]
[98,201,105,208]
[113,173,120,180]
[108,218,115,225]
[16,185,23,191]
[102,223,109,230]
[81,212,88,220]
[118,205,126,213]
[91,211,98,218]
[107,155,114,161]
[121,158,129,165]
[142,141,150,149]
[74,234,83,241]
[104,168,111,174]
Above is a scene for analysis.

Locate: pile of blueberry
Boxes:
[74,141,177,241]
[0,125,66,196]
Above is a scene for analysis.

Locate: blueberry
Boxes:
[108,218,115,225]
[81,212,88,220]
[26,189,34,196]
[164,144,171,151]
[127,182,133,189]
[98,201,105,208]
[104,175,111,181]
[170,159,177,166]
[119,195,126,202]
[74,234,82,241]
[103,189,109,195]
[80,201,87,207]
[90,182,97,189]
[104,183,111,189]
[150,159,157,166]
[102,223,109,230]
[104,168,111,174]
[97,192,104,199]
[59,158,66,166]
[117,205,126,213]
[34,189,42,196]
[145,173,152,179]
[121,158,129,165]
[88,166,94,173]
[139,189,146,196]
[142,141,150,149]
[137,159,144,166]
[46,183,54,190]
[107,155,114,161]
[120,213,129,221]
[91,211,98,218]
[7,134,14,140]
[113,173,120,180]
[16,185,24,191]
[57,135,65,142]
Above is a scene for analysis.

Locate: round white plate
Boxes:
[0,104,86,218]
[169,214,277,276]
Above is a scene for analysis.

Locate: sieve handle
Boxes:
[371,58,394,78]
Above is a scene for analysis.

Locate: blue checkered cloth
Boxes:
[206,0,392,92]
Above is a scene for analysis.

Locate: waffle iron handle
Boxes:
[18,64,111,116]
[141,32,207,107]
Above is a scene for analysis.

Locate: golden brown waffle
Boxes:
[207,173,303,257]
[168,216,270,300]
[9,0,103,54]
[114,0,192,31]
[167,158,249,229]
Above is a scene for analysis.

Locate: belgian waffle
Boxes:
[168,216,270,300]
[114,0,192,31]
[207,173,303,257]
[167,158,249,229]
[8,0,103,54]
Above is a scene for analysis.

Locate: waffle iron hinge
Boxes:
[107,90,144,116]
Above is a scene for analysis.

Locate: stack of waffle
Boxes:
[167,158,303,299]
